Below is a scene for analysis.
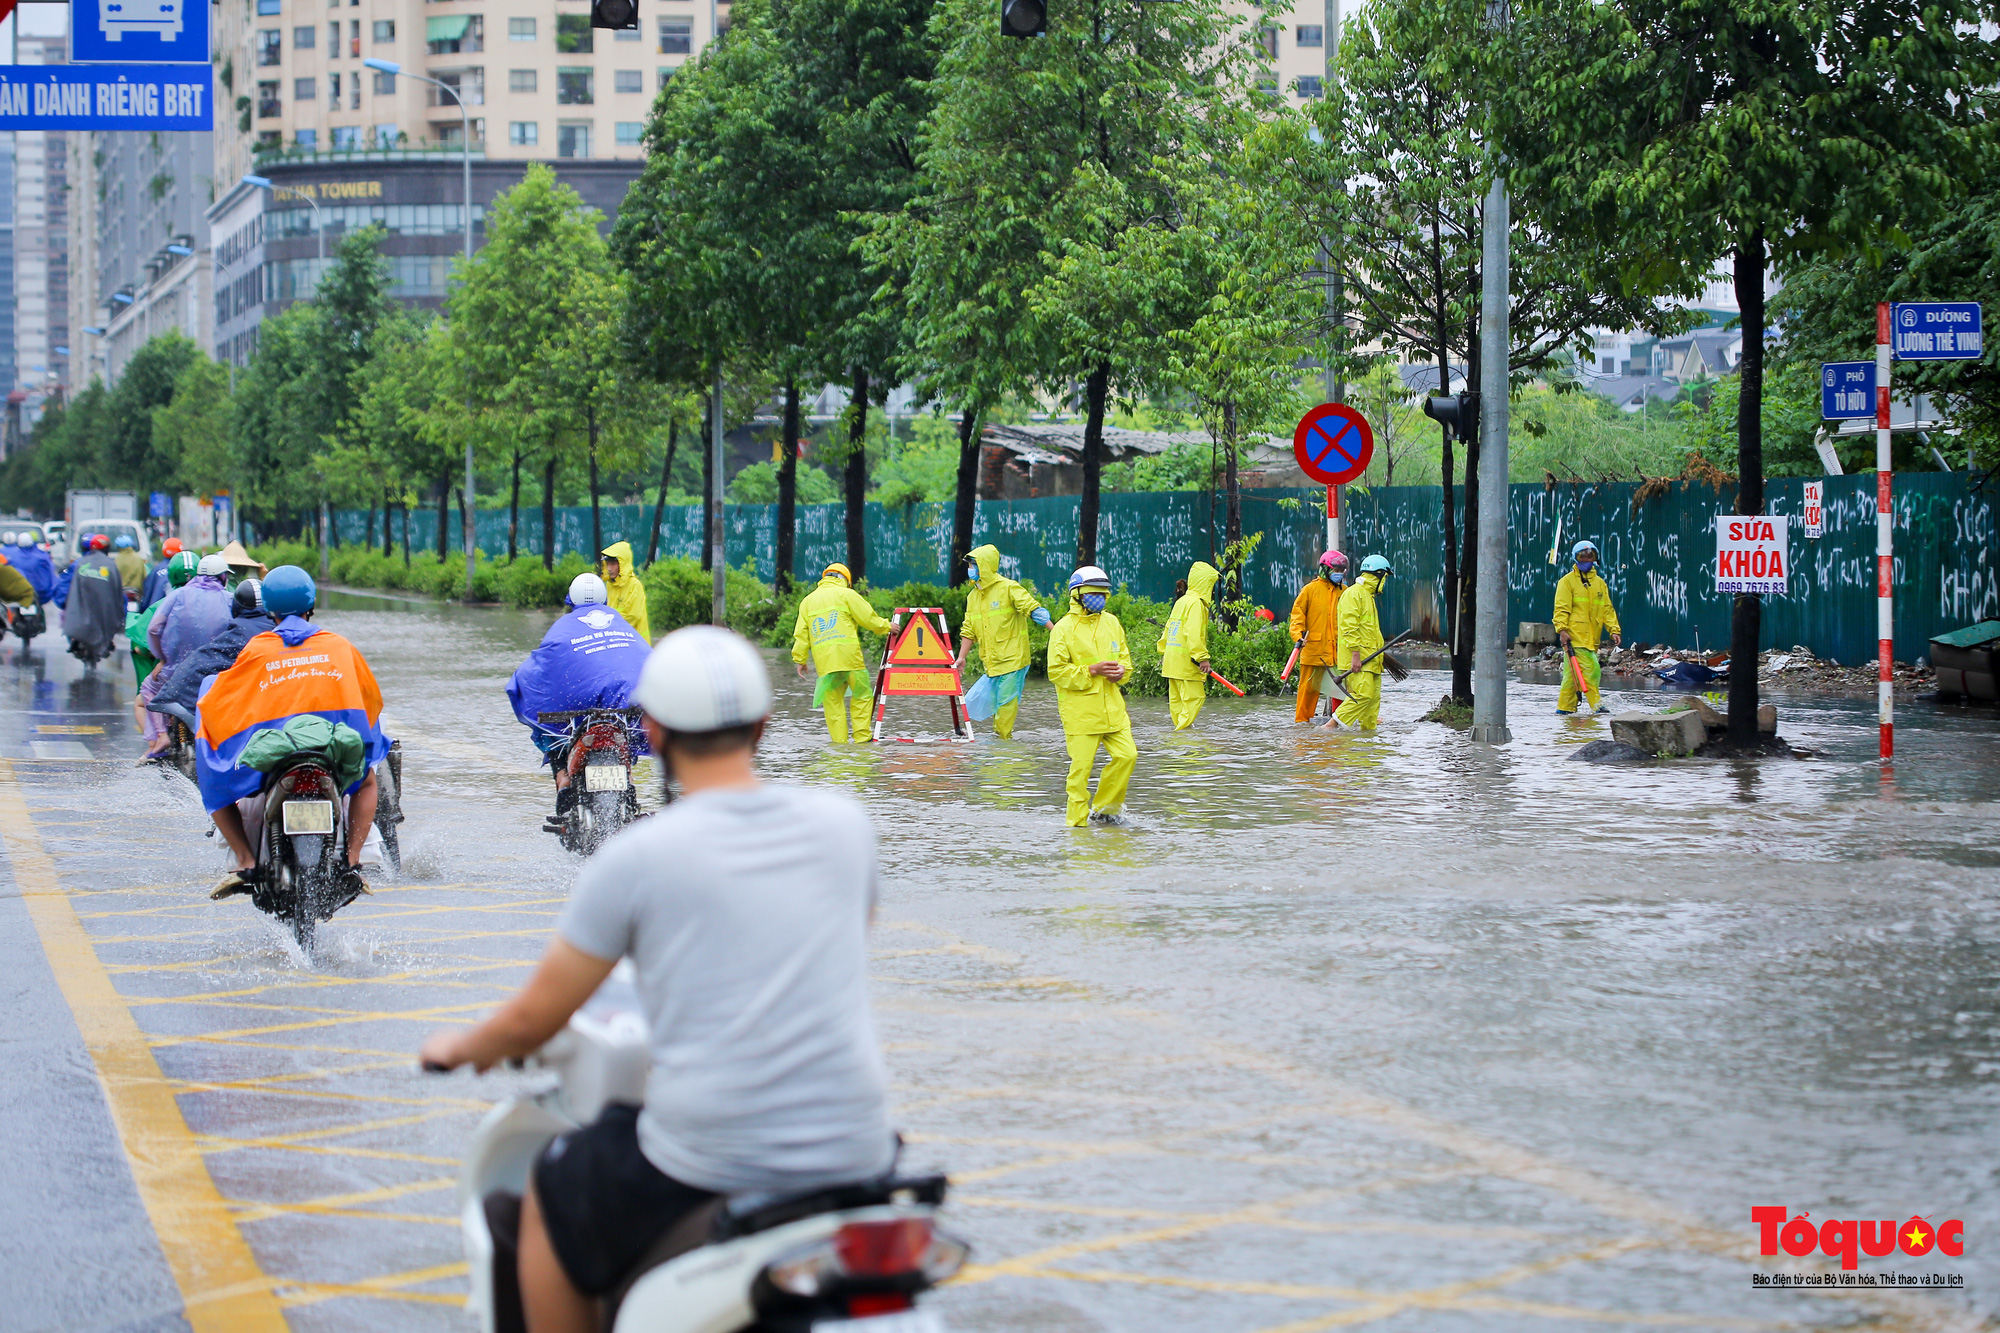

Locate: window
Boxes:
[557,121,590,157]
[613,24,639,40]
[1295,23,1322,46]
[331,125,360,147]
[374,123,399,145]
[657,16,689,52]
[1257,25,1278,58]
[373,69,396,92]
[508,16,536,40]
[509,67,536,91]
[257,130,283,151]
[426,14,483,53]
[509,120,538,144]
[613,68,641,93]
[328,20,340,52]
[658,66,676,88]
[294,76,317,99]
[349,18,361,54]
[556,67,593,104]
[372,19,395,40]
[257,80,282,116]
[328,70,342,106]
[257,30,283,65]
[556,14,593,52]
[1254,75,1279,98]
[256,0,281,13]
[431,67,485,105]
[1296,75,1322,97]
[435,117,487,144]
[296,127,318,146]
[615,121,642,145]
[293,23,316,47]
[350,70,361,106]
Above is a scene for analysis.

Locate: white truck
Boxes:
[61,490,147,562]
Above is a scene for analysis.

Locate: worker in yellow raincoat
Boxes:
[1047,566,1136,825]
[791,562,893,742]
[598,540,651,643]
[954,543,1051,739]
[1330,555,1390,730]
[1288,550,1347,722]
[1554,540,1621,714]
[1157,561,1218,730]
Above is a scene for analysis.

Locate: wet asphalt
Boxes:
[1,588,1997,1332]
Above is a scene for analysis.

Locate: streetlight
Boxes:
[82,326,105,335]
[166,243,193,257]
[365,56,478,602]
[243,173,324,263]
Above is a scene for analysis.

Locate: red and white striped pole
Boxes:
[1875,302,1894,760]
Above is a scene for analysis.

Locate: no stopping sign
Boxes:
[1293,403,1374,486]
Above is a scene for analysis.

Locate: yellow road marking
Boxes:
[0,758,289,1332]
[229,1176,455,1225]
[273,1260,468,1309]
[196,1106,474,1154]
[192,1133,459,1166]
[147,1000,496,1048]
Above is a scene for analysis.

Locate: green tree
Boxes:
[150,354,236,495]
[102,332,200,492]
[1497,0,1996,739]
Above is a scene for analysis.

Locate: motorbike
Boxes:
[538,707,645,854]
[372,738,405,875]
[452,965,967,1333]
[3,601,44,647]
[247,748,367,952]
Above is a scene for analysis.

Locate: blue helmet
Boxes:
[1573,540,1599,561]
[113,533,136,549]
[263,565,317,617]
[1359,554,1392,575]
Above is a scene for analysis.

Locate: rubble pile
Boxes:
[1507,639,1936,699]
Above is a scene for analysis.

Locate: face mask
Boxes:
[1578,560,1595,573]
[1081,592,1106,614]
[967,565,980,582]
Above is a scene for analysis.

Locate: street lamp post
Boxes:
[366,57,478,602]
[1469,0,1512,745]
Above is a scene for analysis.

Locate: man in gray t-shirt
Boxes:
[419,627,894,1333]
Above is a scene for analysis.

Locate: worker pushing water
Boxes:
[1554,540,1622,715]
[1288,550,1348,723]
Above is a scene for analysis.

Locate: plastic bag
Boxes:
[963,673,997,721]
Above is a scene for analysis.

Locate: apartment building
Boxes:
[12,31,69,432]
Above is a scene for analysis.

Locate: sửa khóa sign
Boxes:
[1716,516,1790,596]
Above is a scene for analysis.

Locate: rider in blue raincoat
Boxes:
[506,574,652,822]
[9,533,54,603]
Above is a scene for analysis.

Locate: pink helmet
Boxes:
[1318,549,1348,571]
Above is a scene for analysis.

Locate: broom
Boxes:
[1332,630,1415,689]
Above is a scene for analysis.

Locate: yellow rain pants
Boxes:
[1065,727,1136,827]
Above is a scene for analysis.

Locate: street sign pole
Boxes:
[1875,303,1893,761]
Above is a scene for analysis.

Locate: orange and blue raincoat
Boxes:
[195,616,392,813]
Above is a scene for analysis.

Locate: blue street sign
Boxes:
[1821,361,1875,420]
[72,0,210,65]
[0,66,212,131]
[1891,302,1982,361]
[149,491,172,519]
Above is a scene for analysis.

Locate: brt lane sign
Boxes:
[73,0,211,65]
[0,65,212,130]
[1891,303,1982,360]
[1821,361,1874,419]
[1716,516,1790,596]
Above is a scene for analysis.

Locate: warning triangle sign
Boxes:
[888,611,954,666]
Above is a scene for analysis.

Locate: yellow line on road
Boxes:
[0,758,289,1332]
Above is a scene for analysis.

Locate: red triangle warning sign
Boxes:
[887,611,954,666]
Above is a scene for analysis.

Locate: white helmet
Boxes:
[14,533,32,548]
[567,572,608,606]
[1068,565,1111,591]
[197,553,229,577]
[635,625,772,733]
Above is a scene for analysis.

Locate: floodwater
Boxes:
[2,588,1997,1332]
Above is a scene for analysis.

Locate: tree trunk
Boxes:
[381,487,393,557]
[1219,400,1243,628]
[701,396,714,573]
[777,380,800,593]
[844,367,869,583]
[1728,232,1767,744]
[1076,361,1110,568]
[1453,317,1480,704]
[318,501,331,581]
[435,472,450,560]
[949,401,982,587]
[541,454,558,571]
[507,446,521,562]
[455,488,468,567]
[365,501,376,552]
[588,407,603,558]
[1438,357,1458,673]
[646,418,678,567]
[400,501,410,567]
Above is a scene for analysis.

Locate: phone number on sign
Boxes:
[1754,1272,1963,1288]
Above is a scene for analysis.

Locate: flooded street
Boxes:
[3,590,1997,1332]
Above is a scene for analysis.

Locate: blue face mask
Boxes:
[1577,559,1596,572]
[1081,592,1106,614]
[967,564,980,582]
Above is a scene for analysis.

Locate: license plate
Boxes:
[583,764,628,793]
[815,1311,946,1333]
[282,800,334,834]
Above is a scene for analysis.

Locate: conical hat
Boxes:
[218,540,268,577]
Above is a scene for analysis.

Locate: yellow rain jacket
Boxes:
[791,575,892,674]
[1047,596,1133,734]
[113,547,148,591]
[1288,576,1343,667]
[0,556,34,605]
[1552,568,1620,651]
[1338,571,1386,674]
[599,541,651,643]
[1157,562,1217,680]
[959,544,1043,675]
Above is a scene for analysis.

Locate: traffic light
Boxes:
[1002,0,1046,38]
[591,0,637,30]
[1422,393,1479,441]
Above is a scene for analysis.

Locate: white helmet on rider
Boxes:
[634,625,772,734]
[566,572,608,607]
[197,553,229,577]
